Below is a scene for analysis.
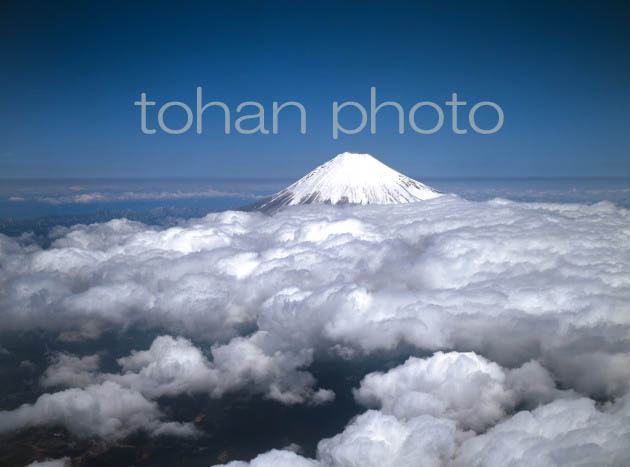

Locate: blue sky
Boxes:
[1,1,629,178]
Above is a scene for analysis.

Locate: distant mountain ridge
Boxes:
[254,152,441,213]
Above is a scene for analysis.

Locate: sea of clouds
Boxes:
[1,194,629,466]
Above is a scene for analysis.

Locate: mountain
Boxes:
[254,152,441,213]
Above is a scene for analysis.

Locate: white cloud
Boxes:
[217,449,319,467]
[41,352,100,388]
[24,458,70,467]
[212,392,630,467]
[34,188,260,205]
[0,330,333,441]
[40,334,333,407]
[0,381,197,440]
[1,195,630,461]
[354,352,566,431]
[454,395,630,467]
[316,411,458,467]
[213,411,458,467]
[113,334,332,405]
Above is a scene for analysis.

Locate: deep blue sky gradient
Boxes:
[1,0,629,178]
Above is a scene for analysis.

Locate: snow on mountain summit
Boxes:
[255,152,441,213]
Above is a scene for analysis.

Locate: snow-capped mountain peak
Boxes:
[255,152,441,213]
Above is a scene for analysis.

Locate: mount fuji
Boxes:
[254,152,441,213]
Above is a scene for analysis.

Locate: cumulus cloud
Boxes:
[0,381,197,440]
[213,395,630,467]
[24,458,70,467]
[41,352,101,388]
[112,334,332,405]
[454,395,630,467]
[316,411,458,467]
[212,356,629,467]
[354,351,566,431]
[218,449,319,467]
[0,331,332,441]
[1,195,630,461]
[37,333,332,411]
[214,411,459,467]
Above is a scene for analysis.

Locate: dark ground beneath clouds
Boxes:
[1,192,629,466]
